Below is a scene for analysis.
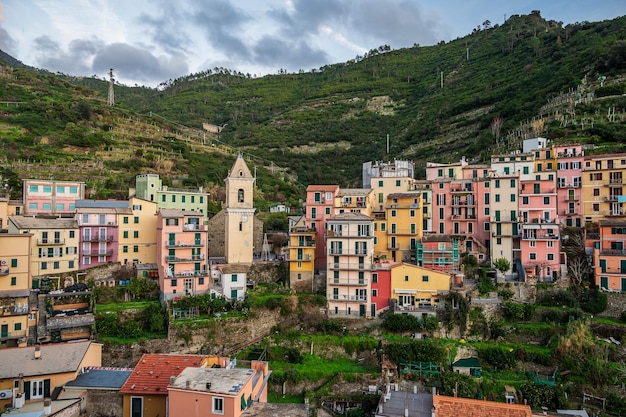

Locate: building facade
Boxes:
[22,179,85,215]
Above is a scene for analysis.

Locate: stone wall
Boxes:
[599,292,626,317]
[206,210,264,259]
[85,391,124,417]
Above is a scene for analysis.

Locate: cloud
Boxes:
[137,1,192,55]
[190,0,253,61]
[253,35,329,70]
[92,43,189,85]
[0,26,17,55]
[33,35,100,75]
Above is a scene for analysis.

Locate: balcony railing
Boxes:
[83,235,114,242]
[520,188,556,195]
[171,270,210,278]
[451,200,476,206]
[605,210,626,217]
[83,250,113,257]
[165,255,206,263]
[183,224,207,231]
[522,233,559,240]
[599,249,626,256]
[166,241,205,248]
[37,238,65,245]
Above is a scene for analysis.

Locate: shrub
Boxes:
[502,301,535,321]
[478,346,517,370]
[382,313,421,332]
[317,319,344,333]
[498,288,514,300]
[579,287,607,314]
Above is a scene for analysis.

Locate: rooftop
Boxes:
[170,367,256,395]
[0,341,98,379]
[120,354,205,395]
[75,200,129,209]
[64,367,132,389]
[8,216,78,230]
[432,394,532,417]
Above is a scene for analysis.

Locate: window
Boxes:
[547,253,554,261]
[372,273,378,283]
[391,210,397,218]
[131,397,143,417]
[523,166,529,175]
[69,261,75,269]
[171,279,177,287]
[213,397,224,414]
[530,253,536,260]
[11,259,17,268]
[69,186,78,194]
[510,194,516,202]
[14,322,21,331]
[593,188,600,196]
[484,207,490,215]
[10,276,16,286]
[182,196,186,203]
[422,275,429,282]
[29,184,38,193]
[133,231,139,238]
[29,202,38,210]
[123,246,128,253]
[42,203,51,211]
[161,195,166,202]
[123,231,129,239]
[311,207,317,219]
[232,274,238,282]
[56,203,64,211]
[495,194,500,202]
[326,207,330,215]
[133,245,139,253]
[43,185,52,193]
[543,197,550,205]
[522,196,529,205]
[171,195,176,202]
[123,216,129,224]
[238,189,245,203]
[372,289,378,297]
[495,179,500,188]
[134,216,139,224]
[484,193,490,204]
[53,261,59,269]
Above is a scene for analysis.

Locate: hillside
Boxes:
[1,12,626,196]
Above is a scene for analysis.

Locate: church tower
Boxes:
[224,155,255,264]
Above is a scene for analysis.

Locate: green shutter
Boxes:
[44,379,50,398]
[24,381,31,400]
[241,394,247,410]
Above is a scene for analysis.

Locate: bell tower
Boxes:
[224,155,255,264]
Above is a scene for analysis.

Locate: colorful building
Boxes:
[582,153,626,223]
[489,173,521,279]
[120,353,205,417]
[157,209,209,301]
[594,220,626,291]
[168,360,269,417]
[370,260,395,316]
[0,341,102,409]
[118,197,158,265]
[7,216,79,280]
[554,144,584,228]
[76,200,128,269]
[415,236,460,273]
[22,179,85,215]
[383,192,423,263]
[305,184,340,272]
[326,212,374,318]
[287,215,316,292]
[0,233,32,348]
[389,263,451,319]
[134,174,210,220]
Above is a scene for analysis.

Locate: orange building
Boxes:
[168,360,269,417]
[594,219,626,291]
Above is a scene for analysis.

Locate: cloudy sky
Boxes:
[1,0,625,87]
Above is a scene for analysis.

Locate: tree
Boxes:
[568,257,590,286]
[493,258,511,276]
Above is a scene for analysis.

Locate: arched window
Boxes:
[238,189,245,203]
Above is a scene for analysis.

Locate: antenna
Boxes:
[107,68,115,106]
[386,134,390,154]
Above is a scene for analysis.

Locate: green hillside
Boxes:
[1,12,626,201]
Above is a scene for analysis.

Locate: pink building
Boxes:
[168,360,269,417]
[554,144,584,228]
[305,185,340,272]
[76,200,126,269]
[23,179,85,215]
[371,260,396,316]
[425,159,491,262]
[519,178,562,281]
[157,209,209,301]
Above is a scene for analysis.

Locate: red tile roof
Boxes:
[120,354,205,396]
[433,395,532,417]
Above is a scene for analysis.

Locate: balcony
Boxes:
[563,210,577,216]
[609,178,624,185]
[172,270,209,278]
[83,249,113,257]
[409,203,420,209]
[388,228,418,235]
[83,235,114,242]
[558,183,581,188]
[492,216,517,223]
[605,210,626,217]
[522,232,559,240]
[165,255,206,263]
[599,249,626,256]
[603,196,620,202]
[289,240,316,248]
[183,223,207,231]
[166,241,205,248]
[520,188,556,195]
[450,183,473,193]
[451,200,476,207]
[37,238,65,245]
[295,254,313,261]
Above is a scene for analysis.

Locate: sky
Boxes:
[1,0,625,88]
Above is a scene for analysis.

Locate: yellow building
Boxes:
[582,153,626,223]
[334,188,374,217]
[7,216,80,281]
[0,233,33,348]
[0,341,101,409]
[489,173,521,279]
[390,263,451,318]
[288,215,316,292]
[118,197,158,265]
[383,193,423,263]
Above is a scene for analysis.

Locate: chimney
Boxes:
[43,399,52,415]
[169,376,176,384]
[34,345,41,360]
